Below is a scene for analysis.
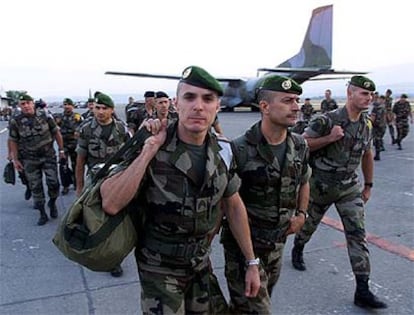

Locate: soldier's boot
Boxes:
[35,203,49,226]
[24,186,32,200]
[397,140,402,150]
[374,150,380,161]
[110,265,123,277]
[291,245,306,271]
[48,198,58,219]
[62,187,69,195]
[391,136,396,145]
[354,275,387,309]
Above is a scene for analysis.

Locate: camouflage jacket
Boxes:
[134,121,240,272]
[221,121,311,250]
[301,104,314,120]
[371,103,387,128]
[307,107,372,178]
[8,109,59,160]
[393,100,411,122]
[320,98,338,113]
[53,111,83,146]
[76,117,129,169]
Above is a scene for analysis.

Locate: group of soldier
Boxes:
[6,65,410,313]
[298,88,412,162]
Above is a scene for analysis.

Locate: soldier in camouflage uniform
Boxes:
[300,97,314,121]
[8,94,65,225]
[291,76,387,309]
[76,91,129,278]
[370,95,387,160]
[81,98,95,120]
[392,94,413,150]
[127,91,156,133]
[53,98,83,194]
[384,89,395,144]
[100,66,260,315]
[220,75,311,314]
[320,89,338,113]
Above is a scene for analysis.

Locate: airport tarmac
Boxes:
[0,109,413,315]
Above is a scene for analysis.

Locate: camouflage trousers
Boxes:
[396,120,409,142]
[373,126,386,151]
[223,243,284,315]
[138,264,228,315]
[63,144,77,186]
[294,175,370,276]
[23,156,59,205]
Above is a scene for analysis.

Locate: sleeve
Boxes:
[8,119,20,142]
[76,126,88,157]
[222,143,241,198]
[300,142,312,184]
[304,114,331,138]
[47,113,59,134]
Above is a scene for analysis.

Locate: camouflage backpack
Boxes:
[52,128,150,271]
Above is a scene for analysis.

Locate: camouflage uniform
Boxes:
[294,106,373,277]
[76,117,129,170]
[392,99,411,149]
[301,103,314,121]
[8,109,60,207]
[220,121,311,314]
[371,102,386,158]
[128,106,153,132]
[384,95,395,143]
[131,122,240,315]
[54,111,83,185]
[320,98,338,113]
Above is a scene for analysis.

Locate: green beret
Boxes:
[349,75,376,91]
[401,93,408,99]
[257,75,302,95]
[155,91,169,99]
[19,94,34,102]
[144,91,155,98]
[63,98,74,105]
[94,92,114,108]
[180,65,223,96]
[87,97,95,103]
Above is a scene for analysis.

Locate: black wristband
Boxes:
[364,182,373,188]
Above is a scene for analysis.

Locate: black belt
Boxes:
[145,238,208,260]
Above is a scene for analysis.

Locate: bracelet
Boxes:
[364,182,373,188]
[295,209,308,219]
[246,258,260,266]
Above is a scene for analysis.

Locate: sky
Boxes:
[1,0,413,101]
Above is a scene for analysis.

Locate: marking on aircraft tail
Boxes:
[322,216,414,262]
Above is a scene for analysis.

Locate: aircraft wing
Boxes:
[105,71,244,83]
[257,67,367,75]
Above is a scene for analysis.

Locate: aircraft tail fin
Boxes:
[277,5,333,70]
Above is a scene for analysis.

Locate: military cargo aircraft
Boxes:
[105,5,366,111]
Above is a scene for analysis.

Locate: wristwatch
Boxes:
[296,209,309,219]
[364,182,373,188]
[246,258,260,267]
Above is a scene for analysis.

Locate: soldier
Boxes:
[53,98,83,194]
[291,76,388,309]
[301,97,314,121]
[220,75,311,314]
[81,97,95,120]
[152,91,178,122]
[370,95,387,160]
[127,91,155,133]
[75,91,129,277]
[125,96,138,124]
[100,65,260,314]
[8,94,65,225]
[384,89,396,144]
[392,94,413,150]
[320,89,338,113]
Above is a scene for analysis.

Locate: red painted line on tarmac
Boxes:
[321,216,414,262]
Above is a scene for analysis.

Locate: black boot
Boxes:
[354,275,387,309]
[35,203,49,226]
[48,198,58,219]
[374,150,380,161]
[292,245,306,271]
[110,265,123,277]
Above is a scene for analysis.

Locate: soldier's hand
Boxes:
[329,125,344,141]
[286,214,306,235]
[143,119,168,150]
[244,265,261,298]
[362,186,371,203]
[12,159,24,172]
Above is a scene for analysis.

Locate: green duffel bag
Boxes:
[52,175,140,272]
[52,128,151,272]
